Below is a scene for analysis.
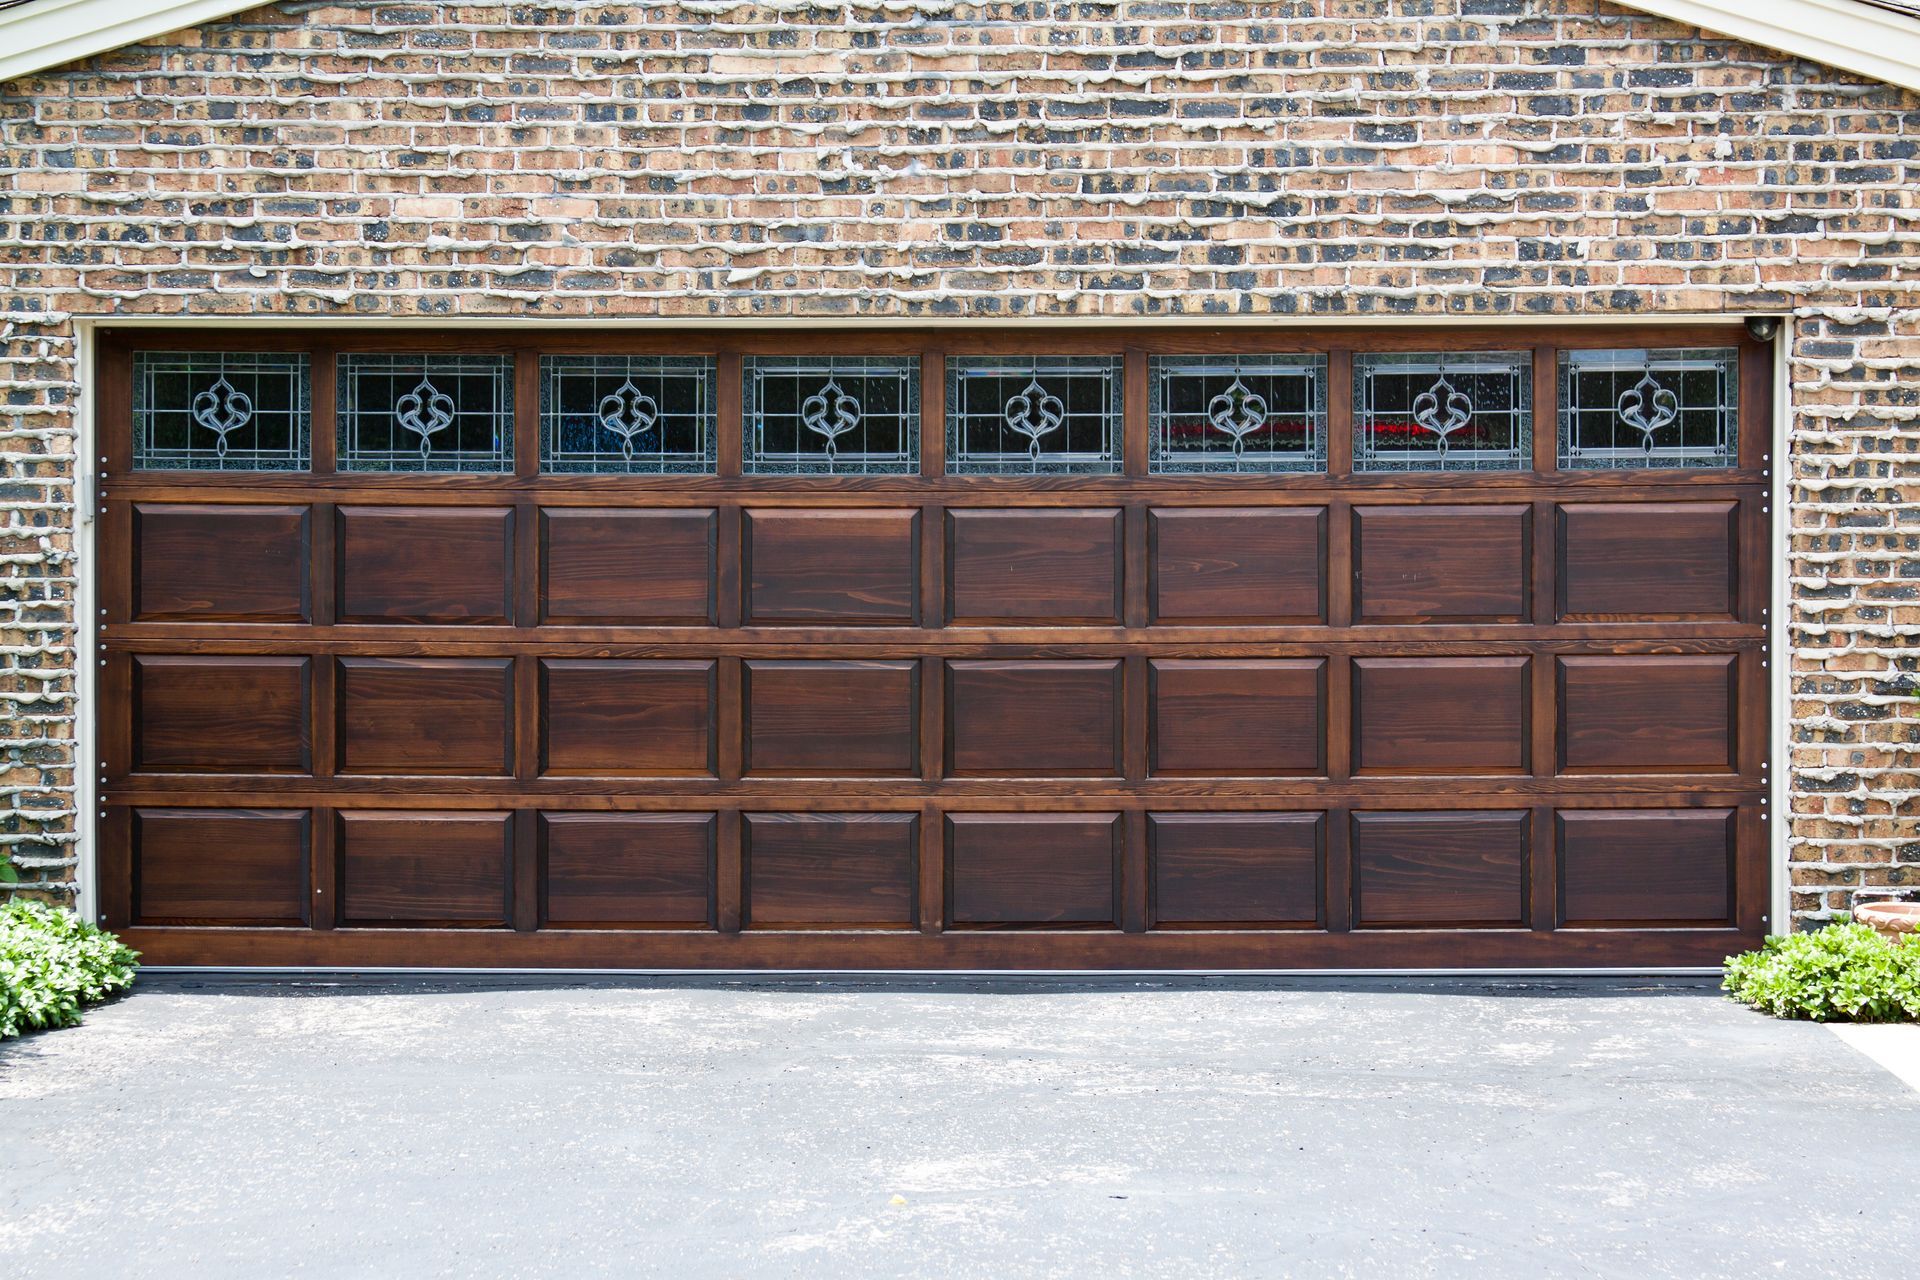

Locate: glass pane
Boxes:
[338,354,513,473]
[1559,347,1738,469]
[1354,352,1531,473]
[132,352,309,471]
[1150,354,1325,474]
[541,355,716,474]
[947,356,1121,475]
[745,356,918,475]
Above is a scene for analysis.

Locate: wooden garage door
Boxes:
[96,325,1772,968]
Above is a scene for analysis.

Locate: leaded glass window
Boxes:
[1559,347,1738,469]
[744,356,919,475]
[947,356,1121,475]
[1354,352,1531,473]
[337,354,513,473]
[132,352,309,470]
[541,355,716,474]
[1150,354,1326,474]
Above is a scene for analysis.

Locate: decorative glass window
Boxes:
[744,356,919,475]
[540,355,716,474]
[1150,354,1326,474]
[1354,352,1531,473]
[1559,347,1738,469]
[947,356,1122,475]
[132,352,310,470]
[337,354,513,472]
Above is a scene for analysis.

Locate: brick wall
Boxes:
[1,0,1915,928]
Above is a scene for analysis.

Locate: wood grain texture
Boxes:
[542,508,715,624]
[744,811,918,928]
[1557,808,1735,926]
[1557,655,1736,773]
[337,810,512,926]
[745,660,919,777]
[337,657,514,776]
[134,655,310,774]
[1352,809,1530,927]
[540,658,715,777]
[133,504,310,621]
[134,807,310,925]
[542,812,715,927]
[1149,506,1325,623]
[947,812,1120,927]
[1558,501,1736,620]
[946,659,1122,777]
[1149,811,1322,927]
[337,506,514,624]
[1148,658,1324,777]
[947,508,1122,623]
[1352,657,1530,775]
[1353,504,1531,622]
[745,508,919,624]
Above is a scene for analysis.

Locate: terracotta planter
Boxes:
[1855,901,1920,941]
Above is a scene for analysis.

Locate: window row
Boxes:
[130,348,1740,475]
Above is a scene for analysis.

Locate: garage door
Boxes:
[97,326,1771,968]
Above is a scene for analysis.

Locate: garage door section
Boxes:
[97,329,1772,968]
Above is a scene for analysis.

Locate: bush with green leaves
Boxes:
[0,898,139,1039]
[1723,919,1920,1022]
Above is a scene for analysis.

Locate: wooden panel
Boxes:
[745,660,918,777]
[947,508,1122,623]
[337,658,514,776]
[1149,507,1325,623]
[134,655,309,774]
[338,811,512,926]
[1559,502,1736,619]
[542,812,714,928]
[134,808,309,925]
[1149,659,1324,777]
[1353,504,1530,622]
[947,659,1121,777]
[1352,810,1529,928]
[1558,809,1735,926]
[745,508,918,624]
[1353,657,1530,775]
[133,504,309,621]
[337,506,513,624]
[542,508,714,624]
[1558,655,1736,773]
[947,812,1120,927]
[540,659,715,777]
[1149,812,1322,927]
[744,812,918,928]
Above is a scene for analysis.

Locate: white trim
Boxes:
[1628,0,1920,94]
[1770,320,1792,939]
[4,0,1920,92]
[0,0,267,84]
[75,323,98,924]
[83,312,1752,331]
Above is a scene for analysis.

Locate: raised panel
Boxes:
[338,811,511,926]
[1559,502,1736,619]
[1353,657,1529,775]
[947,660,1121,777]
[337,506,513,624]
[133,807,309,925]
[134,655,310,774]
[947,508,1122,624]
[947,812,1120,927]
[744,812,918,928]
[541,659,715,777]
[134,504,310,621]
[1352,810,1529,928]
[542,812,714,928]
[1558,655,1736,773]
[745,508,918,624]
[337,657,514,776]
[1558,809,1735,926]
[745,661,918,777]
[542,508,714,624]
[1149,812,1322,927]
[1353,504,1530,623]
[1150,506,1325,623]
[1149,659,1324,777]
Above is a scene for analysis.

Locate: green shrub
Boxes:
[1723,920,1920,1022]
[0,899,139,1039]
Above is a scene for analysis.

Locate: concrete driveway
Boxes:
[2,974,1916,1278]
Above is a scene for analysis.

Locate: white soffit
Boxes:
[1,0,1919,92]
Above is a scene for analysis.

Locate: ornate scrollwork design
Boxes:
[394,377,456,459]
[1615,372,1680,453]
[801,378,862,461]
[190,376,253,458]
[1003,377,1065,460]
[596,379,660,462]
[1411,375,1474,453]
[1205,377,1268,457]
